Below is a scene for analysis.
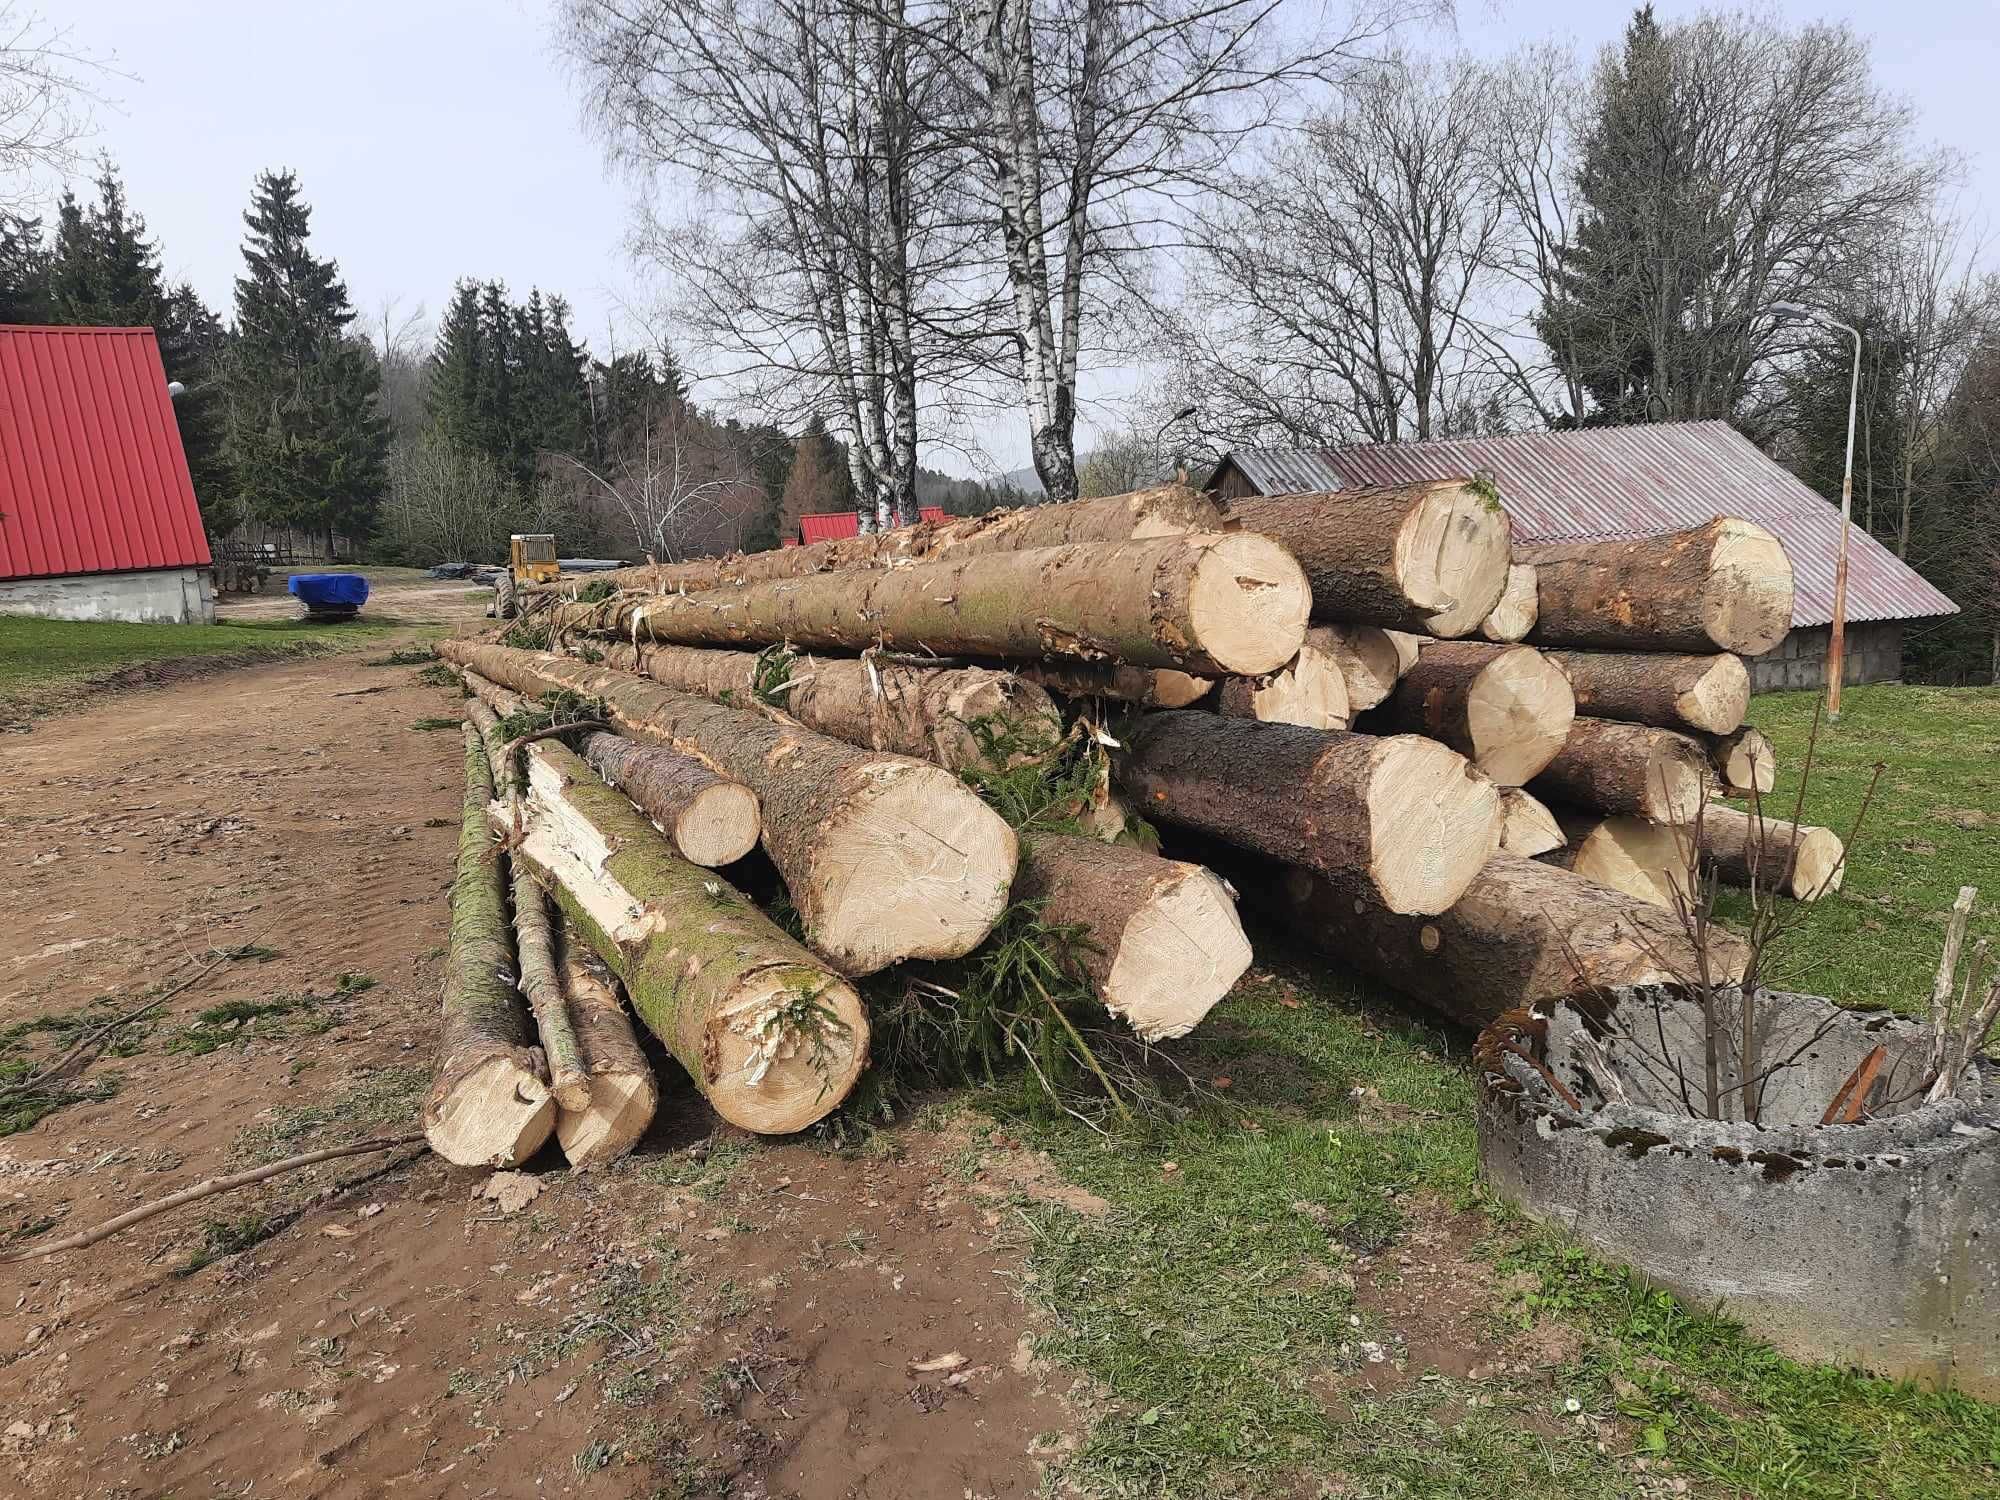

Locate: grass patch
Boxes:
[415,662,460,689]
[409,716,460,732]
[369,646,436,666]
[233,1065,427,1164]
[163,973,370,1057]
[178,1213,279,1276]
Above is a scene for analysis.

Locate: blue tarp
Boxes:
[288,573,370,609]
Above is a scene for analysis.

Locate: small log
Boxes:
[1014,659,1212,709]
[1115,712,1500,916]
[1228,480,1513,637]
[1479,563,1539,642]
[1529,717,1709,824]
[422,725,555,1168]
[551,531,1310,677]
[1215,642,1350,729]
[1520,517,1795,654]
[1306,624,1412,713]
[554,936,659,1169]
[439,642,1017,976]
[1375,641,1575,786]
[508,739,869,1134]
[1543,649,1750,736]
[1701,804,1846,901]
[1543,811,1690,908]
[1015,834,1252,1040]
[1707,726,1776,795]
[1497,788,1565,858]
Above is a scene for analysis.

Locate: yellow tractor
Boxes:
[509,533,560,586]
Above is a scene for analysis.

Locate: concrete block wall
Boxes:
[1748,622,1903,693]
[0,566,216,625]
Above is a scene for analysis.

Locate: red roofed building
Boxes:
[792,506,945,547]
[0,325,215,623]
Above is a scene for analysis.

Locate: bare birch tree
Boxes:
[0,4,113,212]
[547,394,747,560]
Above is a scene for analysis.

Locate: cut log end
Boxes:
[1479,563,1539,642]
[1674,654,1751,735]
[813,762,1019,973]
[1401,485,1513,637]
[1105,867,1253,1041]
[1307,624,1405,712]
[673,781,763,866]
[1553,814,1690,908]
[556,1070,658,1168]
[705,970,871,1134]
[425,1057,554,1169]
[1498,788,1564,858]
[1787,826,1848,899]
[1365,735,1502,915]
[1712,727,1776,794]
[1463,646,1575,786]
[1705,519,1795,655]
[1188,532,1313,676]
[1216,643,1349,729]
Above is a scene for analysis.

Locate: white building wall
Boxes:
[0,567,216,625]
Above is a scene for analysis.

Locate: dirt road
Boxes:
[0,649,1067,1499]
[217,578,487,625]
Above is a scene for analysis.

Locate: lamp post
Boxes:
[1154,404,1198,483]
[1768,301,1861,720]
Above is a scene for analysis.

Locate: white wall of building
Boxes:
[0,567,216,625]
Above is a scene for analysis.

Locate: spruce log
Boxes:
[1016,660,1213,708]
[1529,717,1709,823]
[1479,563,1539,642]
[1498,789,1565,858]
[1215,642,1349,729]
[596,640,1064,771]
[1115,712,1500,915]
[1708,726,1776,795]
[1249,855,1747,1028]
[1376,641,1575,786]
[542,485,1226,597]
[507,739,869,1133]
[1228,480,1512,637]
[1702,804,1846,901]
[550,532,1309,678]
[1306,624,1412,713]
[467,699,592,1110]
[1543,811,1690,908]
[554,935,659,1170]
[439,641,1016,975]
[1544,649,1750,735]
[422,726,556,1168]
[1015,834,1251,1040]
[1520,518,1795,654]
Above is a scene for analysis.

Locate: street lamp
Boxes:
[1768,301,1861,720]
[1154,405,1198,481]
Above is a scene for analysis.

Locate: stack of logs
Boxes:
[423,477,1837,1160]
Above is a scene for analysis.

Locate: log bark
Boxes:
[1114,712,1500,916]
[1015,659,1213,708]
[1015,834,1251,1040]
[1249,855,1748,1028]
[438,642,1016,975]
[1543,649,1749,735]
[596,640,1064,771]
[1498,788,1565,858]
[1228,480,1512,637]
[1520,518,1795,654]
[507,739,869,1134]
[550,532,1309,678]
[541,485,1227,597]
[554,934,660,1169]
[1543,811,1690,908]
[1707,726,1776,795]
[1214,642,1349,729]
[1375,641,1575,786]
[1479,563,1538,642]
[1701,803,1846,901]
[1529,717,1709,823]
[1306,624,1412,713]
[422,725,556,1168]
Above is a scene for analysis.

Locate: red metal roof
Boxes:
[798,506,945,546]
[1215,421,1957,629]
[0,325,210,581]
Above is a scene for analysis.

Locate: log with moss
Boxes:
[1114,712,1501,916]
[1529,717,1709,824]
[1520,518,1795,654]
[1701,803,1846,901]
[1543,649,1749,736]
[549,531,1310,678]
[1227,480,1512,637]
[1374,641,1575,786]
[505,738,869,1134]
[554,930,659,1170]
[1307,624,1417,713]
[439,641,1016,975]
[422,725,556,1168]
[595,640,1064,771]
[1214,641,1350,729]
[1478,563,1538,643]
[1015,659,1213,709]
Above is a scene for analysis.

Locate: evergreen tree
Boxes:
[0,214,51,322]
[225,169,388,550]
[426,278,593,493]
[426,280,487,450]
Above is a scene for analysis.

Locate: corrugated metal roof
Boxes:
[798,506,945,546]
[0,325,209,582]
[1215,421,1957,628]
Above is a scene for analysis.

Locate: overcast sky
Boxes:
[54,0,2000,476]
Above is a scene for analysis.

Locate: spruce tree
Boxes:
[426,280,487,448]
[0,214,51,322]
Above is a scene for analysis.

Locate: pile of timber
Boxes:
[423,482,1826,1153]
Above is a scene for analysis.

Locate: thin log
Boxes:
[1306,624,1412,713]
[1543,649,1750,736]
[1374,641,1575,786]
[1227,480,1513,637]
[1215,642,1350,729]
[1479,563,1539,642]
[1015,659,1213,708]
[554,929,659,1170]
[439,642,1016,976]
[1529,717,1709,823]
[1928,887,1979,1080]
[1701,804,1846,901]
[1497,788,1565,858]
[1520,517,1795,654]
[1708,726,1776,796]
[422,725,555,1168]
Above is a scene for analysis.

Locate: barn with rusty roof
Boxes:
[0,325,214,625]
[1208,420,1958,692]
